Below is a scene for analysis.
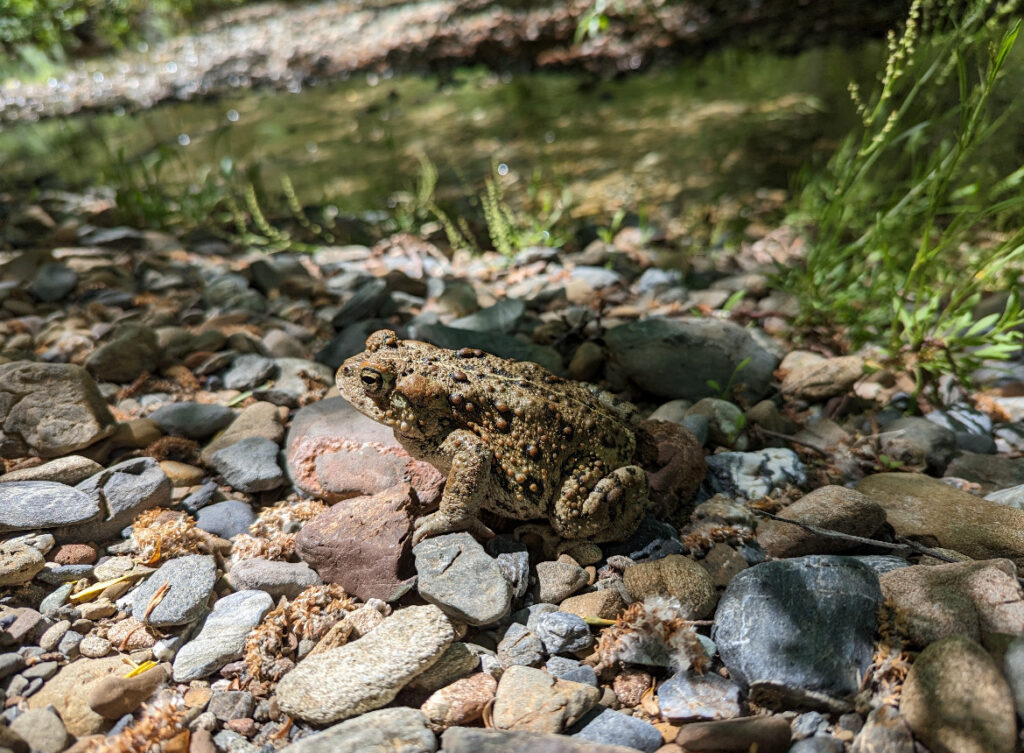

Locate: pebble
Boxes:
[276,604,456,724]
[27,655,125,737]
[622,555,717,619]
[79,635,111,658]
[0,481,99,533]
[210,436,284,492]
[52,543,97,565]
[414,532,512,626]
[130,554,217,627]
[0,540,45,586]
[208,690,255,721]
[850,705,914,753]
[656,670,742,721]
[780,354,864,401]
[496,549,531,599]
[173,589,274,681]
[674,716,793,753]
[686,398,748,448]
[703,448,806,499]
[69,456,172,542]
[9,707,68,753]
[283,707,438,753]
[569,707,664,753]
[406,642,480,694]
[533,611,593,655]
[85,324,160,382]
[88,663,169,719]
[421,672,497,729]
[195,499,255,539]
[559,589,627,621]
[713,556,882,709]
[546,657,598,686]
[222,353,277,391]
[756,485,887,558]
[200,401,286,464]
[148,402,236,440]
[880,416,956,474]
[491,665,600,733]
[879,558,1024,647]
[535,560,590,604]
[227,558,321,600]
[0,456,102,485]
[497,622,545,668]
[440,727,644,752]
[900,635,1015,753]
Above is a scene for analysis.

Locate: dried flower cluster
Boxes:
[860,599,915,710]
[597,596,710,673]
[84,697,188,753]
[131,508,205,564]
[230,499,326,563]
[681,525,756,557]
[243,584,357,691]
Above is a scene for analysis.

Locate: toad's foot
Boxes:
[412,510,495,546]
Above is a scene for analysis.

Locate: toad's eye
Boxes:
[360,367,385,393]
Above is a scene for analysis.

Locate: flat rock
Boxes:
[286,397,444,506]
[856,473,1024,568]
[492,665,601,733]
[295,484,415,602]
[656,670,742,721]
[945,452,1024,491]
[0,540,45,586]
[559,589,627,621]
[0,481,100,533]
[28,655,124,736]
[0,362,115,458]
[756,486,887,558]
[900,635,1015,753]
[201,401,286,465]
[9,706,67,753]
[276,604,456,724]
[604,318,778,402]
[85,324,160,382]
[227,558,321,600]
[210,436,284,492]
[879,559,1024,648]
[88,662,169,719]
[173,590,274,681]
[414,532,512,626]
[195,499,255,539]
[149,402,236,440]
[441,727,645,753]
[222,353,277,391]
[712,555,882,709]
[406,642,480,694]
[673,716,792,753]
[131,554,217,627]
[569,708,662,752]
[282,707,437,753]
[536,560,589,604]
[0,456,102,485]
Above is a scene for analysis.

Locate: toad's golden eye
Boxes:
[360,367,385,393]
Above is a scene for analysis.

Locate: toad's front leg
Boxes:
[412,429,496,545]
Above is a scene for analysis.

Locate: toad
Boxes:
[338,329,702,545]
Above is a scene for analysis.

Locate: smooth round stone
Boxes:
[28,262,77,303]
[10,706,68,753]
[274,707,436,753]
[657,670,742,721]
[149,402,236,440]
[0,481,99,533]
[209,436,284,493]
[570,707,663,753]
[0,541,45,586]
[36,564,93,585]
[414,532,512,626]
[195,500,255,540]
[88,663,170,719]
[79,635,112,658]
[222,353,276,391]
[39,582,74,613]
[131,555,217,627]
[533,612,593,655]
[0,456,102,485]
[158,461,206,487]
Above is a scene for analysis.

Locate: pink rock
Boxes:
[286,397,444,506]
[295,483,417,601]
[52,543,98,565]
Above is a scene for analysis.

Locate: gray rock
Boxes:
[222,354,277,391]
[496,550,530,599]
[545,657,597,687]
[570,708,663,753]
[276,604,456,724]
[713,556,882,709]
[792,711,829,738]
[789,737,842,753]
[149,403,236,440]
[85,324,161,382]
[686,398,748,449]
[282,707,437,753]
[173,590,274,681]
[1005,632,1024,717]
[208,690,254,721]
[0,456,102,485]
[605,318,778,402]
[657,670,742,721]
[227,558,321,600]
[0,481,100,533]
[332,279,391,326]
[497,623,545,668]
[880,416,956,474]
[195,500,255,539]
[441,727,644,753]
[62,457,171,542]
[850,705,914,753]
[703,448,806,499]
[28,262,77,302]
[406,642,480,693]
[38,582,74,613]
[535,560,589,604]
[533,612,592,655]
[256,358,334,406]
[0,653,25,679]
[449,299,525,334]
[414,533,512,626]
[0,362,115,458]
[210,436,284,492]
[131,554,217,627]
[851,555,911,576]
[10,706,67,753]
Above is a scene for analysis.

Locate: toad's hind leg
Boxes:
[549,463,650,543]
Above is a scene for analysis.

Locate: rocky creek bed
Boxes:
[2,190,1024,753]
